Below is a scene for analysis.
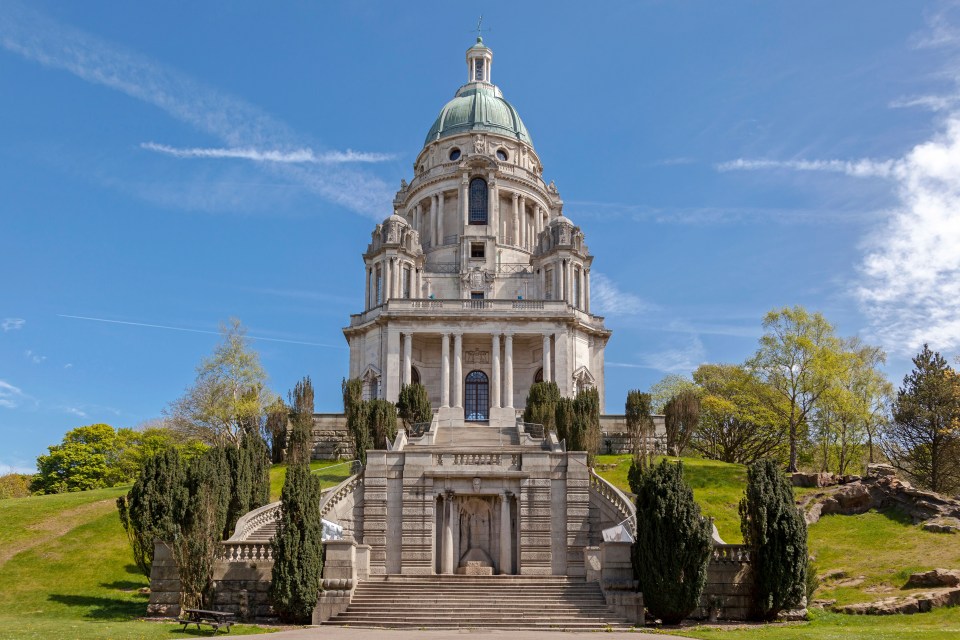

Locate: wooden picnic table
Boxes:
[178,608,236,634]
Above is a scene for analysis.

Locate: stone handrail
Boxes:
[220,541,273,562]
[711,544,752,564]
[319,473,364,521]
[228,500,281,542]
[590,469,637,538]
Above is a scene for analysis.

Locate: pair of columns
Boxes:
[366,257,424,309]
[508,194,545,250]
[440,491,512,575]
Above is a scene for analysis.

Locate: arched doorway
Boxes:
[464,370,489,421]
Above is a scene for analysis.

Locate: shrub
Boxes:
[739,459,808,620]
[367,399,398,449]
[632,459,712,624]
[523,382,561,433]
[397,383,432,428]
[0,473,32,500]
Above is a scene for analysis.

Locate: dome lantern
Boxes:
[466,37,493,85]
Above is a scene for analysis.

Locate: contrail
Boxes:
[57,314,345,349]
[141,142,395,164]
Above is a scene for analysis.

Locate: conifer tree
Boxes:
[739,459,807,620]
[342,378,370,463]
[367,399,398,449]
[271,377,323,623]
[523,382,561,433]
[626,390,654,470]
[632,460,712,624]
[664,389,701,456]
[397,383,432,429]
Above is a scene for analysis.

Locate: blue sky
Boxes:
[3,1,960,473]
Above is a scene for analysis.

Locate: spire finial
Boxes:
[472,15,490,43]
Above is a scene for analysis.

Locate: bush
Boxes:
[523,382,561,433]
[0,473,32,500]
[632,459,712,624]
[367,399,398,449]
[739,459,807,620]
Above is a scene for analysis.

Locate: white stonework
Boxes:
[343,39,611,424]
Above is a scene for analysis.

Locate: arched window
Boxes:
[464,370,489,421]
[469,177,488,225]
[411,367,421,386]
[534,368,544,384]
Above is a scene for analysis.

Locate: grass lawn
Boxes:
[673,608,960,640]
[0,488,276,639]
[594,454,748,543]
[268,459,356,501]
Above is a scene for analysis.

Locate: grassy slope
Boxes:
[594,454,960,640]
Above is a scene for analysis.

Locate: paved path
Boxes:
[265,628,696,640]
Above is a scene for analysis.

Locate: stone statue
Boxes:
[473,134,485,155]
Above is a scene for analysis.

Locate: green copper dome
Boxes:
[425,84,533,146]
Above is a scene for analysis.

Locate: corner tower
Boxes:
[343,39,611,425]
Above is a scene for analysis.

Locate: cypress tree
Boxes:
[554,396,575,445]
[739,459,807,620]
[265,398,289,464]
[397,383,432,428]
[626,390,654,469]
[245,430,271,508]
[572,387,602,461]
[632,460,712,624]
[117,448,188,577]
[523,382,561,433]
[225,444,252,539]
[271,376,324,623]
[367,399,399,448]
[343,378,370,463]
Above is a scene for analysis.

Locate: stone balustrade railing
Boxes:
[589,469,637,538]
[711,544,752,564]
[319,473,365,521]
[220,541,274,562]
[228,500,281,542]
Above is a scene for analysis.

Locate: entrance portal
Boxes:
[464,370,489,421]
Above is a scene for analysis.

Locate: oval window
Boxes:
[496,149,508,161]
[449,148,461,161]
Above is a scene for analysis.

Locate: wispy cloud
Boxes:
[0,3,394,217]
[567,200,876,226]
[2,318,25,332]
[57,314,346,349]
[609,335,706,374]
[716,158,901,179]
[0,381,26,409]
[590,273,653,316]
[24,349,45,364]
[65,407,87,418]
[140,142,395,165]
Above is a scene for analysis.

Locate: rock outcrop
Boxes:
[833,588,960,615]
[904,569,960,589]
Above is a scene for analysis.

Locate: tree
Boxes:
[664,389,700,456]
[397,383,432,429]
[33,423,128,493]
[224,430,271,539]
[632,460,712,624]
[265,397,289,464]
[749,306,845,472]
[555,388,602,461]
[625,390,654,470]
[343,378,371,464]
[739,460,807,620]
[0,473,31,500]
[691,364,788,466]
[648,374,699,414]
[117,449,188,577]
[523,382,561,434]
[167,319,274,448]
[271,376,323,623]
[884,345,960,494]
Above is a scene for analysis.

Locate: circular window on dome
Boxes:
[496,148,508,161]
[449,148,461,161]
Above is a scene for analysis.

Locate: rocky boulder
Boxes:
[904,569,960,589]
[792,472,837,488]
[834,589,960,615]
[922,517,960,534]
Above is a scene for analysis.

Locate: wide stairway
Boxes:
[430,424,520,448]
[327,575,633,630]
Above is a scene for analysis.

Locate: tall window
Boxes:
[469,177,488,225]
[403,266,411,298]
[544,267,553,300]
[465,370,489,421]
[573,266,582,309]
[475,59,485,82]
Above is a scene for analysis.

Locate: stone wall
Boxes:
[599,415,667,455]
[696,545,754,621]
[310,413,353,461]
[147,541,275,620]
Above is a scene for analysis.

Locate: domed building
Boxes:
[343,37,611,425]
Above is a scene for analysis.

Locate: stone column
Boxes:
[440,333,450,408]
[491,333,501,409]
[442,492,453,574]
[542,334,552,383]
[488,172,498,232]
[431,195,438,247]
[512,193,519,246]
[504,333,514,409]
[365,267,371,309]
[584,269,590,312]
[451,496,461,570]
[519,196,526,248]
[566,262,573,305]
[403,333,413,386]
[500,492,512,575]
[461,174,470,230]
[438,192,445,244]
[453,332,463,409]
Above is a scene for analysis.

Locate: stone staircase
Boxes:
[327,575,634,629]
[430,424,519,448]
